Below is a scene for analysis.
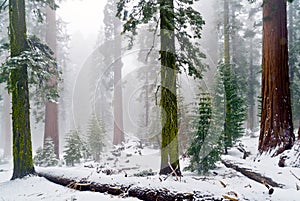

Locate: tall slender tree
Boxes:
[104,0,124,145]
[259,0,294,155]
[9,0,35,179]
[117,0,206,175]
[44,1,59,158]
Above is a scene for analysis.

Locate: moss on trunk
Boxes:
[9,0,35,179]
[159,0,181,176]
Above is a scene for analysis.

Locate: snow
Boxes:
[1,133,300,201]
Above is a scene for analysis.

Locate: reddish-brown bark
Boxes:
[44,5,59,158]
[259,0,294,155]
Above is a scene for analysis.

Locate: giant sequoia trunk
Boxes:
[44,4,59,158]
[259,0,294,155]
[113,13,124,145]
[9,0,35,179]
[159,0,181,176]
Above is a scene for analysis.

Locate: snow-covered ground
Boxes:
[1,133,300,201]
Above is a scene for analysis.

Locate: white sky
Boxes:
[57,0,107,38]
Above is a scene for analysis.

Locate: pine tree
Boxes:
[9,0,35,179]
[87,115,106,162]
[63,130,83,166]
[34,137,58,167]
[187,93,221,175]
[117,0,206,176]
[221,0,247,154]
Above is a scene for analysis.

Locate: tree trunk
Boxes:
[38,171,220,201]
[159,0,181,176]
[44,4,59,159]
[3,92,12,158]
[248,39,255,131]
[223,0,232,154]
[221,160,283,188]
[113,12,124,145]
[9,0,35,179]
[259,0,294,156]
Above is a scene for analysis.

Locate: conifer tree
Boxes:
[87,115,106,162]
[34,137,58,167]
[9,0,35,179]
[117,0,206,175]
[221,0,247,154]
[187,93,221,174]
[63,130,83,166]
[258,0,294,155]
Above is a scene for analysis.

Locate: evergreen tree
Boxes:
[288,1,300,139]
[187,93,221,175]
[117,0,206,176]
[103,0,125,145]
[9,0,35,179]
[87,115,106,162]
[221,0,247,154]
[63,130,83,166]
[34,137,58,167]
[258,0,294,156]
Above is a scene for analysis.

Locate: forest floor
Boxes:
[1,131,300,201]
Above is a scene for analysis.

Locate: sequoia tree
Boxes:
[104,0,124,145]
[259,0,294,155]
[9,0,35,179]
[44,1,59,158]
[117,0,206,175]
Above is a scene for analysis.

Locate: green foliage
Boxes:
[186,93,221,175]
[116,0,207,79]
[289,2,300,124]
[63,130,83,166]
[218,63,247,151]
[87,115,106,162]
[34,137,58,167]
[0,35,60,101]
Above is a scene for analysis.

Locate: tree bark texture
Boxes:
[159,0,181,176]
[9,0,35,179]
[259,0,294,156]
[44,4,59,158]
[3,92,12,158]
[113,8,125,145]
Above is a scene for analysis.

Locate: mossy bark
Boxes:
[259,0,294,155]
[9,0,35,179]
[159,0,181,176]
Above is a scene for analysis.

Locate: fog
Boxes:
[0,0,262,158]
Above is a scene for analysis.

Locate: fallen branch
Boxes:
[221,160,283,188]
[290,170,300,181]
[37,172,222,201]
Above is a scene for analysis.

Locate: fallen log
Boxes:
[37,172,222,201]
[221,160,283,188]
